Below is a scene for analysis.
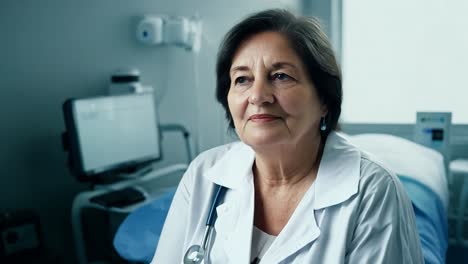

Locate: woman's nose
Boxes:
[248,79,275,105]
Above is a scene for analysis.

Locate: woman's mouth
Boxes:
[248,114,281,123]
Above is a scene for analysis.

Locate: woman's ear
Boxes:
[320,104,328,117]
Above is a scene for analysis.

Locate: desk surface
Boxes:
[77,163,187,212]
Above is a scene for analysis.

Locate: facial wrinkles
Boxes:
[232,58,296,132]
[231,35,292,79]
[231,59,271,136]
[229,32,322,143]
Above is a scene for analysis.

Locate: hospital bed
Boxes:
[113,133,449,264]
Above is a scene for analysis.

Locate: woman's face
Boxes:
[227,31,327,148]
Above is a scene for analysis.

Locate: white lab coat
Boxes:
[151,132,424,263]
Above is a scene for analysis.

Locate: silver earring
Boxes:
[320,117,327,131]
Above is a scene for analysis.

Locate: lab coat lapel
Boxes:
[260,183,321,263]
[261,132,361,262]
[205,133,361,262]
[215,182,255,263]
[205,142,256,263]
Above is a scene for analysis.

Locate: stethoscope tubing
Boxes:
[206,184,228,226]
[184,184,228,263]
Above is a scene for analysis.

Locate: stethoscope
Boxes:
[184,184,228,264]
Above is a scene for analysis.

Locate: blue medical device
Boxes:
[183,184,227,264]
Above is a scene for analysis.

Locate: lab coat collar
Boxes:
[205,131,361,209]
[204,142,255,190]
[313,131,361,210]
[268,132,361,262]
[206,131,361,262]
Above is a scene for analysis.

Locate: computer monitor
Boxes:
[62,93,161,182]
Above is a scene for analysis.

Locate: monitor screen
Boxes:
[63,93,161,180]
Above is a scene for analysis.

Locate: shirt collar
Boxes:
[204,131,361,209]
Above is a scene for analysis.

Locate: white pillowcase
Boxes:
[347,133,448,209]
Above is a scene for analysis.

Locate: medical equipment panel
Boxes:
[414,112,452,162]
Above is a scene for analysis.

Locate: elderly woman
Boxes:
[152,9,423,263]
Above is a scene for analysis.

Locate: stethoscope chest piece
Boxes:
[184,245,205,264]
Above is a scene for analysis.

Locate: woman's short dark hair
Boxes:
[215,9,342,137]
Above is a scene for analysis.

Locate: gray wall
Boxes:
[0,0,299,262]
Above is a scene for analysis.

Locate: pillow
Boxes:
[348,133,448,209]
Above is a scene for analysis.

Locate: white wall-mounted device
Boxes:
[414,112,452,162]
[136,15,202,52]
[136,16,164,45]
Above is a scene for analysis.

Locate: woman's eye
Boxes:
[272,73,292,81]
[235,76,249,85]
